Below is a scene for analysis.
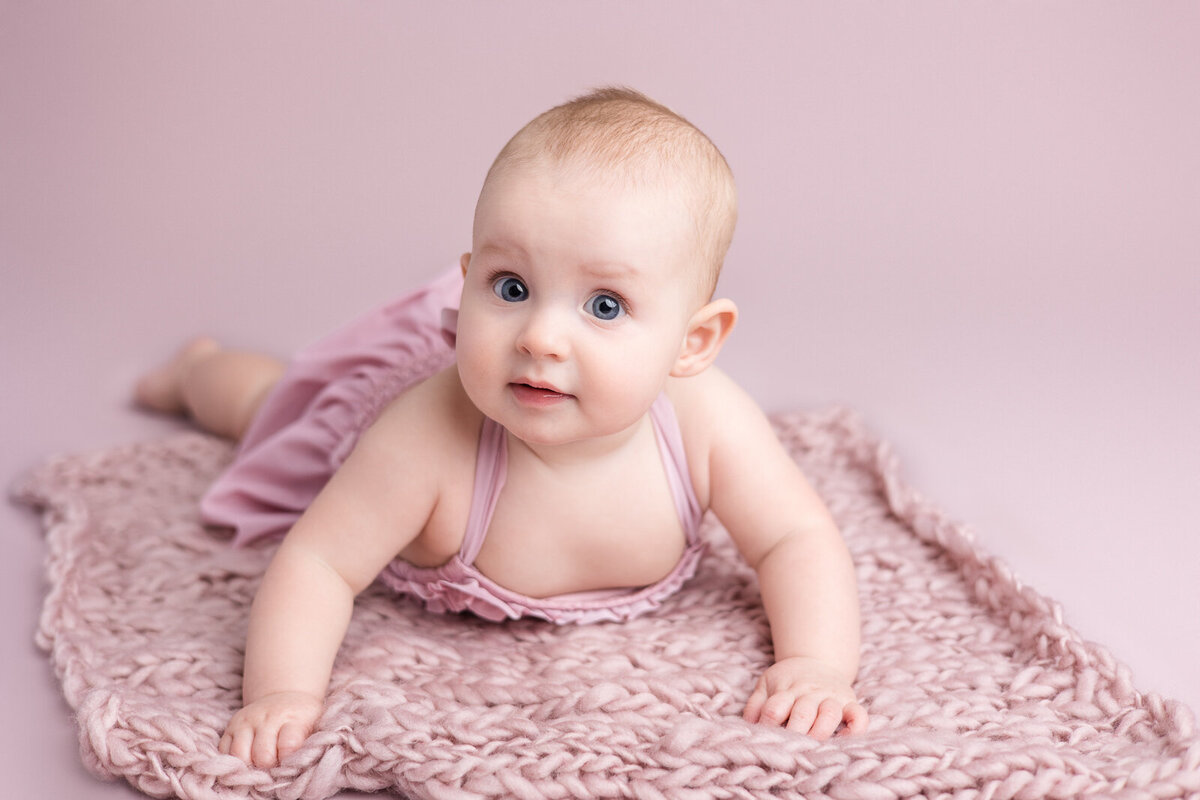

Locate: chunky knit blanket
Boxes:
[14,408,1200,800]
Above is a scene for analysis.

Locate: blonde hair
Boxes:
[482,88,738,297]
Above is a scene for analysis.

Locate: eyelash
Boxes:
[485,268,518,286]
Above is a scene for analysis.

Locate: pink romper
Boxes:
[201,265,706,624]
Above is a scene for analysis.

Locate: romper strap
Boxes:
[460,416,508,564]
[648,394,704,543]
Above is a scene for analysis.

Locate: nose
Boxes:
[516,305,570,361]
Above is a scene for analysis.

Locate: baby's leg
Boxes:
[135,337,285,440]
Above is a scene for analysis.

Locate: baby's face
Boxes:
[456,157,703,446]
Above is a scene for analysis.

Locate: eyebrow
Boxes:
[476,241,639,282]
[579,260,638,281]
[476,241,528,260]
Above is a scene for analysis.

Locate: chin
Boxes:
[500,419,582,446]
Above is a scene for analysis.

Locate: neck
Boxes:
[506,414,649,470]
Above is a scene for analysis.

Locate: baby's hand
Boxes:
[219,691,323,768]
[743,656,868,740]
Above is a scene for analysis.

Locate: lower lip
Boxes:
[510,383,572,407]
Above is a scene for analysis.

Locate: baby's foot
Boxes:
[134,336,221,413]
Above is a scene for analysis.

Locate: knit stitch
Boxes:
[13,408,1200,800]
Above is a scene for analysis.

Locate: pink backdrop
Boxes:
[3,4,1197,798]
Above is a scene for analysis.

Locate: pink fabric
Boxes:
[14,410,1200,798]
[199,265,463,544]
[379,394,707,624]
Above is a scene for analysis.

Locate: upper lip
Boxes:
[513,378,570,396]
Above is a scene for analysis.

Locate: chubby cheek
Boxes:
[453,317,501,404]
[582,345,672,422]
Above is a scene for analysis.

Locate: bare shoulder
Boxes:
[327,366,481,540]
[666,366,771,443]
[280,366,482,593]
[363,366,481,459]
[667,369,834,565]
[664,366,775,508]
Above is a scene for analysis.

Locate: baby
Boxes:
[136,88,867,768]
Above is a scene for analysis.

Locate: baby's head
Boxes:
[477,88,738,300]
[456,89,740,445]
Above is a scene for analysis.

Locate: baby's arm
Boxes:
[218,393,445,768]
[685,370,866,739]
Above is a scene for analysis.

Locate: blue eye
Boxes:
[493,276,529,302]
[586,293,624,321]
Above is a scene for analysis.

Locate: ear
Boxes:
[671,298,738,377]
[460,252,471,276]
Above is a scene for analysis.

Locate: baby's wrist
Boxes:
[772,653,857,681]
[245,688,324,706]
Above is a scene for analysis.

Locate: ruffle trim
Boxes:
[378,540,708,625]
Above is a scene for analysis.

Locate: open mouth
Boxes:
[510,382,572,405]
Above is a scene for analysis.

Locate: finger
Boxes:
[742,682,769,723]
[784,696,822,733]
[838,701,869,736]
[276,721,311,764]
[808,698,845,741]
[228,726,256,766]
[760,692,803,727]
[251,723,283,769]
[218,731,231,755]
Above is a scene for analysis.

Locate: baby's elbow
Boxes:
[745,531,805,573]
[269,538,360,598]
[749,524,848,573]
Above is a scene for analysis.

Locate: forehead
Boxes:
[473,158,699,270]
